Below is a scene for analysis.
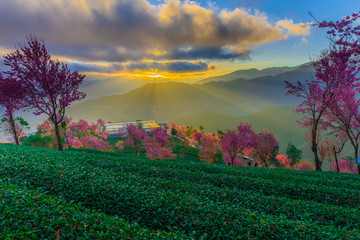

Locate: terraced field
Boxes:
[0,144,359,239]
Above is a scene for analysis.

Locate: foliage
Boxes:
[66,119,112,151]
[35,116,72,149]
[125,124,147,156]
[115,141,125,151]
[0,74,29,145]
[221,124,256,165]
[276,154,291,169]
[0,74,25,115]
[293,160,315,171]
[0,115,29,145]
[330,155,358,174]
[143,127,176,160]
[286,142,303,165]
[253,130,279,167]
[198,133,221,164]
[191,131,203,144]
[21,135,53,148]
[171,127,177,136]
[2,36,86,150]
[285,12,360,171]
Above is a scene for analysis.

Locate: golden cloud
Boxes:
[276,19,311,38]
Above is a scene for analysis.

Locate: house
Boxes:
[103,120,162,138]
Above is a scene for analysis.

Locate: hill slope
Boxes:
[67,63,313,122]
[67,82,274,122]
[1,144,360,239]
[173,106,310,157]
[199,65,300,83]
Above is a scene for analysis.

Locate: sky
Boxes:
[0,0,359,98]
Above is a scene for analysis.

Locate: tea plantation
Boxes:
[1,144,360,239]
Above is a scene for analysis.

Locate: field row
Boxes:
[78,149,360,207]
[1,145,360,239]
[0,180,187,239]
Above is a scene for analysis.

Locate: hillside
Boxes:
[201,63,314,106]
[198,64,302,84]
[173,106,311,157]
[67,63,313,123]
[1,144,360,239]
[67,82,274,122]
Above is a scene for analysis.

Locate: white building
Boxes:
[103,120,163,138]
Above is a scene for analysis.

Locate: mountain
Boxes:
[198,64,305,84]
[67,82,273,123]
[201,63,314,106]
[67,63,313,123]
[172,106,311,158]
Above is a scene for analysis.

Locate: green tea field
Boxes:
[1,144,360,239]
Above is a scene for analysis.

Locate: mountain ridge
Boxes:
[198,63,312,84]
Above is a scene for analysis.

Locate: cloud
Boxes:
[276,19,311,38]
[126,60,214,72]
[0,0,311,61]
[164,46,250,60]
[301,37,308,44]
[67,62,124,73]
[68,60,214,73]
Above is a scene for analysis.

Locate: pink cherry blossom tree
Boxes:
[66,119,112,151]
[67,119,90,148]
[324,88,360,174]
[285,12,360,171]
[330,155,357,174]
[0,74,28,145]
[293,160,315,171]
[221,124,256,165]
[221,131,240,165]
[323,132,347,172]
[143,127,176,160]
[35,115,72,149]
[253,131,279,167]
[115,141,124,151]
[192,131,203,146]
[2,36,86,150]
[198,133,220,164]
[125,124,147,156]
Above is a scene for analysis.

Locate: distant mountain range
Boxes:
[67,63,314,122]
[198,65,303,84]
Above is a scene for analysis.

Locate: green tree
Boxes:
[286,142,303,165]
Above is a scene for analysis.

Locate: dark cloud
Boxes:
[165,61,215,72]
[126,60,214,72]
[0,0,309,62]
[165,46,250,60]
[67,62,124,73]
[68,59,214,73]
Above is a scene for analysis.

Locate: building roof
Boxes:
[104,120,160,132]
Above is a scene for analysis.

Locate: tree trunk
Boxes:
[311,127,322,171]
[9,112,19,145]
[355,148,360,175]
[54,122,63,151]
[231,156,235,165]
[262,158,268,167]
[333,147,339,172]
[313,152,322,171]
[62,128,70,148]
